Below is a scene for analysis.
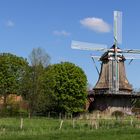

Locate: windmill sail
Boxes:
[113,11,122,93]
[122,49,140,54]
[114,11,122,44]
[71,40,108,51]
[123,53,140,59]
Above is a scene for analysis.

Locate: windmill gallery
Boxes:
[71,11,140,116]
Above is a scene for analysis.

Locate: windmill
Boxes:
[71,11,140,94]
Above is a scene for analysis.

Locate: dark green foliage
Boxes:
[132,98,140,115]
[0,53,28,104]
[0,103,28,117]
[134,99,140,108]
[21,65,46,114]
[43,62,87,114]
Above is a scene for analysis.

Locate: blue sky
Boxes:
[0,0,140,89]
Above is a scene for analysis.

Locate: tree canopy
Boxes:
[0,53,28,104]
[43,62,87,114]
[0,50,88,116]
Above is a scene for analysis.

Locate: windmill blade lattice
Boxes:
[122,49,140,54]
[114,11,122,44]
[123,53,140,59]
[71,40,108,52]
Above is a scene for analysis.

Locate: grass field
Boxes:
[0,117,140,140]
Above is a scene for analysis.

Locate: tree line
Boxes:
[0,47,87,116]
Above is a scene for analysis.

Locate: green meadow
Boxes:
[0,117,140,140]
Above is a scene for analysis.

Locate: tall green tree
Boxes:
[43,62,87,114]
[0,53,28,105]
[22,47,50,115]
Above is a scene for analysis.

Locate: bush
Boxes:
[0,103,28,117]
[111,111,124,119]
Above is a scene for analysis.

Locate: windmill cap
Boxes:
[100,44,125,61]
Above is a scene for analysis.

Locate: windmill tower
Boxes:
[93,44,132,94]
[71,11,140,115]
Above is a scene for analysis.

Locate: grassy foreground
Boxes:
[0,117,140,140]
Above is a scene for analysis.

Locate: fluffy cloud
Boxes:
[53,30,71,36]
[6,20,15,27]
[80,17,111,33]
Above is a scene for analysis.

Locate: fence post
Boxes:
[130,117,133,126]
[20,118,23,129]
[95,119,98,129]
[72,119,75,128]
[28,112,31,119]
[59,120,63,130]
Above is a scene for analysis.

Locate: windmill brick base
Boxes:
[87,91,140,116]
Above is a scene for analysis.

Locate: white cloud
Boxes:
[53,30,71,36]
[80,17,111,33]
[6,20,15,27]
